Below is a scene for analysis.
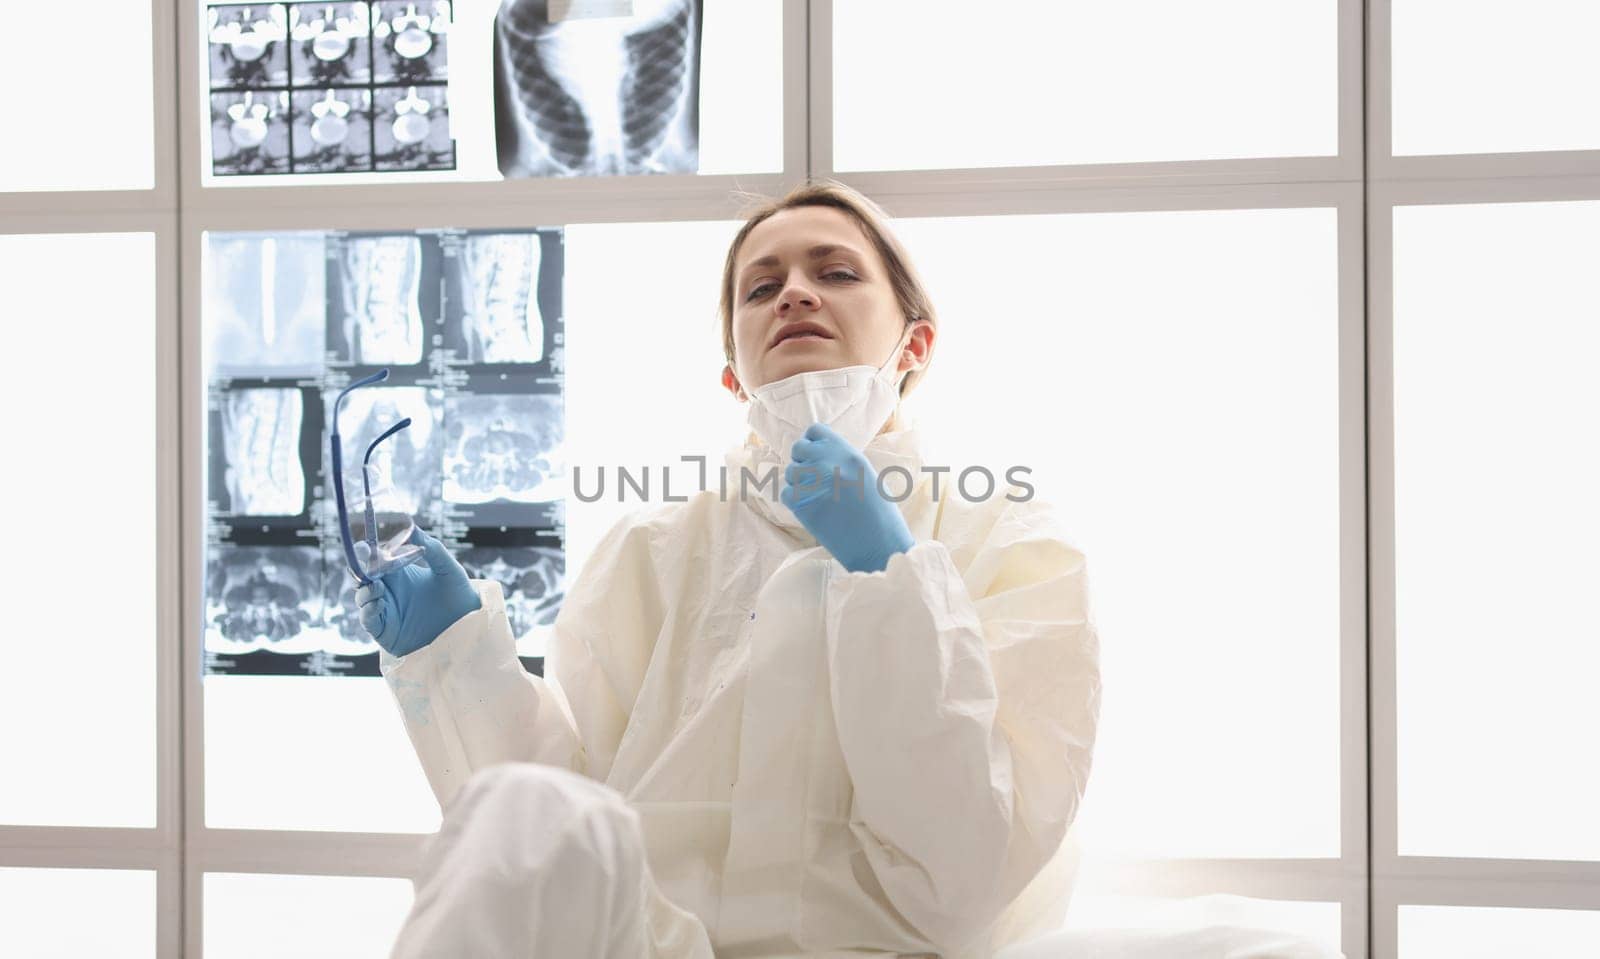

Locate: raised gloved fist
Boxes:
[355,528,482,657]
[781,422,915,574]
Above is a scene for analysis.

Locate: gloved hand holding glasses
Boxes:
[332,368,481,657]
[355,527,482,657]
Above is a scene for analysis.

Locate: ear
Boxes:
[899,318,935,374]
[721,364,747,402]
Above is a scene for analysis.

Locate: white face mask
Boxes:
[744,330,911,457]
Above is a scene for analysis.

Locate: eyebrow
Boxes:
[738,244,863,281]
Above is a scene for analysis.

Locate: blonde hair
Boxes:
[718,178,937,398]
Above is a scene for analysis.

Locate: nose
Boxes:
[775,273,819,313]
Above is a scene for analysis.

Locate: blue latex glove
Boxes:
[781,422,916,574]
[355,528,482,657]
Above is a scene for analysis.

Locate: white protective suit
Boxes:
[379,426,1103,958]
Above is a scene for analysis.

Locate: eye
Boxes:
[744,270,858,303]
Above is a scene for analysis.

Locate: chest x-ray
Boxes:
[493,0,704,177]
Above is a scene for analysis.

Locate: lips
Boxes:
[769,320,834,349]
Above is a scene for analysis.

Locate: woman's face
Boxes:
[723,206,923,399]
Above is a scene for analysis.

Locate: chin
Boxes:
[765,358,833,384]
[776,357,823,374]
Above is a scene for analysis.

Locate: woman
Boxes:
[360,179,1103,958]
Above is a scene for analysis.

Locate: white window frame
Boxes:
[0,0,183,952]
[1367,6,1600,953]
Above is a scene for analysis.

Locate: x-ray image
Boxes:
[326,233,434,366]
[443,393,564,504]
[322,545,377,650]
[374,84,454,171]
[459,544,565,639]
[445,233,546,363]
[372,1,451,83]
[212,90,294,175]
[289,2,372,86]
[327,385,442,515]
[206,1,453,176]
[202,227,566,677]
[493,0,703,178]
[216,388,309,515]
[206,545,323,651]
[205,233,327,378]
[290,88,373,172]
[208,3,291,90]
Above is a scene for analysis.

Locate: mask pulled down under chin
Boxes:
[744,341,906,457]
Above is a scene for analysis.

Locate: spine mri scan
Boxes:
[203,228,564,676]
[338,235,425,365]
[456,233,546,363]
[221,389,307,515]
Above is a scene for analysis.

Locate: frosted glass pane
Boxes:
[1400,905,1600,957]
[206,676,440,831]
[0,234,157,827]
[205,873,413,959]
[898,209,1343,858]
[1051,894,1342,959]
[1392,1,1600,156]
[0,868,157,958]
[695,0,785,176]
[0,3,154,191]
[834,0,1336,172]
[198,0,781,187]
[562,220,749,571]
[1393,200,1600,860]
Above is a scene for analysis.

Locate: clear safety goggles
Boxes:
[330,368,424,585]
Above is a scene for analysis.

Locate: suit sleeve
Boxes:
[822,496,1102,954]
[379,513,664,810]
[378,577,583,811]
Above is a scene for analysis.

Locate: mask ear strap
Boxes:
[885,323,915,379]
[887,318,924,397]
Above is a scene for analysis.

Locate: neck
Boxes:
[878,405,904,435]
